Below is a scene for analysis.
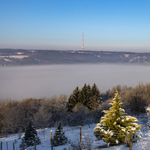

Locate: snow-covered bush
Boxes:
[94,92,142,145]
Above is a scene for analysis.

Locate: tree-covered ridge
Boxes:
[1,49,150,66]
[67,83,101,112]
[94,92,142,145]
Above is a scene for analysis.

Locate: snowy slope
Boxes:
[0,116,150,150]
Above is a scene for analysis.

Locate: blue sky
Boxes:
[0,0,150,52]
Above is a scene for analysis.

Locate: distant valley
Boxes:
[0,49,150,66]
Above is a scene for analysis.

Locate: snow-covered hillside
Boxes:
[0,115,150,150]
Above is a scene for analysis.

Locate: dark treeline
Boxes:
[0,82,150,136]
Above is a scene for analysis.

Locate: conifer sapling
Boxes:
[20,119,41,147]
[53,122,68,146]
[94,92,142,145]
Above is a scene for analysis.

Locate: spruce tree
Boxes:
[94,92,142,145]
[67,84,101,111]
[92,83,101,97]
[81,83,88,96]
[22,119,41,147]
[87,83,101,110]
[82,84,92,107]
[86,84,93,98]
[53,122,68,146]
[67,86,80,112]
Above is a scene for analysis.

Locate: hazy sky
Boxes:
[0,0,150,52]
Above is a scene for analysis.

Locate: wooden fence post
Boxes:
[1,141,2,150]
[13,142,15,150]
[129,130,133,150]
[34,137,36,150]
[80,126,82,150]
[34,142,36,150]
[50,130,53,150]
[6,142,8,150]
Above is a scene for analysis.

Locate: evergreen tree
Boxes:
[85,83,101,110]
[83,84,93,110]
[21,119,41,147]
[80,83,98,110]
[86,84,93,98]
[86,96,99,110]
[92,83,100,97]
[67,86,80,112]
[53,122,68,146]
[67,84,101,111]
[79,84,88,104]
[94,92,142,145]
[81,83,88,96]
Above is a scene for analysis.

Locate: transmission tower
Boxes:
[82,32,84,50]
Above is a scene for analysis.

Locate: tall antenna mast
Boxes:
[82,32,84,50]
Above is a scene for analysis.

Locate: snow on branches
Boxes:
[94,92,142,145]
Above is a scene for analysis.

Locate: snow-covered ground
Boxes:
[0,115,150,150]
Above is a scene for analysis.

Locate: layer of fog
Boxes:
[0,64,150,100]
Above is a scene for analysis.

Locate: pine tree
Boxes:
[53,122,68,146]
[79,84,88,105]
[94,92,142,145]
[82,84,92,108]
[87,83,101,110]
[67,84,101,111]
[86,84,93,99]
[92,83,101,97]
[21,119,41,147]
[67,86,80,112]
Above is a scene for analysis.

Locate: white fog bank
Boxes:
[0,64,150,100]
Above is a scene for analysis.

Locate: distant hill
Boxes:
[0,49,150,66]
